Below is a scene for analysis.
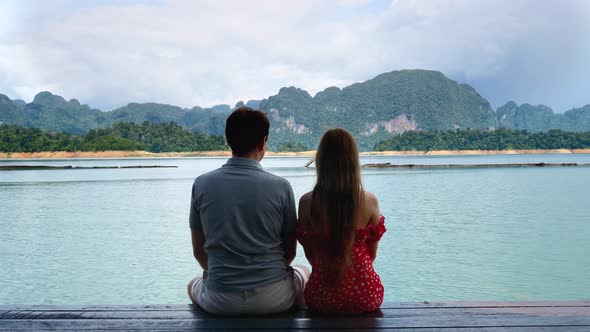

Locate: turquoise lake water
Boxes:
[1,154,589,304]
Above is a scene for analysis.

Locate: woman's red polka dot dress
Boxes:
[296,216,386,314]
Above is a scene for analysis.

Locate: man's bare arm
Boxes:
[282,183,298,265]
[191,229,208,270]
[283,234,297,265]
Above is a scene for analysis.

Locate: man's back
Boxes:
[188,107,307,315]
[190,157,297,291]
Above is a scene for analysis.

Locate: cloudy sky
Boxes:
[1,0,589,112]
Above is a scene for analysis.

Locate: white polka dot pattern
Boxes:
[296,216,386,314]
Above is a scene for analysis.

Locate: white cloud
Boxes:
[0,0,589,111]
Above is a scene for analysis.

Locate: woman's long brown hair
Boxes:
[311,128,364,284]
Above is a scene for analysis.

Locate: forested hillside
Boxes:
[0,123,227,153]
[497,102,590,132]
[374,129,590,151]
[4,124,589,153]
[260,70,497,149]
[2,69,590,151]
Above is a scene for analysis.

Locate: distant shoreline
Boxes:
[1,149,590,159]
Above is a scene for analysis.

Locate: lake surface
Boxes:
[1,154,590,304]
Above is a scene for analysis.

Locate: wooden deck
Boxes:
[1,301,589,331]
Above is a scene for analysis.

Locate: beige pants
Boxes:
[189,267,308,315]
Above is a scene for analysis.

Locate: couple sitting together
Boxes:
[188,107,386,315]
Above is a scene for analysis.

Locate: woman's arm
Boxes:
[365,192,382,262]
[298,192,315,262]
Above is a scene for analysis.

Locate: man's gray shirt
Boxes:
[189,157,297,291]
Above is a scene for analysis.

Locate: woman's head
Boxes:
[315,128,361,191]
[312,128,363,283]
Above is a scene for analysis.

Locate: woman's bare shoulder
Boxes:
[299,191,313,205]
[363,190,379,207]
[362,190,381,225]
[298,191,314,221]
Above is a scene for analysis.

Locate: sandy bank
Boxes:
[1,149,589,159]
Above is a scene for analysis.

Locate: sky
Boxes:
[0,0,589,112]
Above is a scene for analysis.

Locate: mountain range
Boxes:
[1,69,589,150]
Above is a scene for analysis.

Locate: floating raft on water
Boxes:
[0,165,177,170]
[362,162,590,169]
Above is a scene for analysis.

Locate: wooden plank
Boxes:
[8,328,590,332]
[8,326,588,332]
[2,301,589,312]
[1,307,590,329]
[1,317,589,330]
[2,302,590,330]
[0,304,194,311]
[18,329,590,332]
[2,306,589,320]
[380,301,590,309]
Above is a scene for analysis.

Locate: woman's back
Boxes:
[299,128,386,314]
[297,191,386,314]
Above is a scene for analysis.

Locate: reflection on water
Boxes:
[1,155,590,304]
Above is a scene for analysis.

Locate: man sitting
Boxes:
[187,107,309,315]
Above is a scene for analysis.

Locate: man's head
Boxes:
[225,107,270,160]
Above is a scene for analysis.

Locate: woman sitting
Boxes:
[297,128,386,314]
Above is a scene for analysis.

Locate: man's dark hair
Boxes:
[225,107,270,156]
